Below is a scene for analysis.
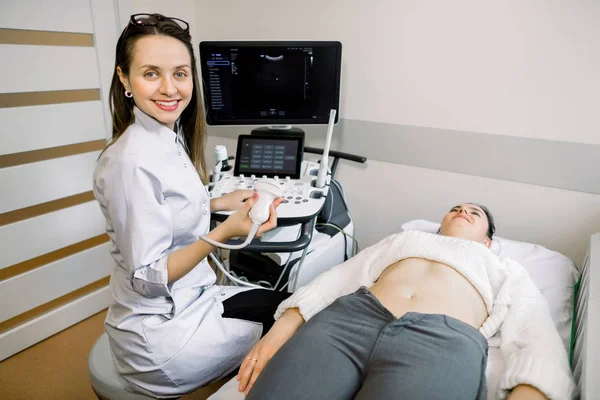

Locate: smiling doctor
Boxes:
[93,13,288,398]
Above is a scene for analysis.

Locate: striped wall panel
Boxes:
[0,101,106,155]
[0,45,100,93]
[0,0,117,360]
[0,151,101,214]
[0,244,111,323]
[0,201,106,271]
[0,286,111,362]
[0,0,94,33]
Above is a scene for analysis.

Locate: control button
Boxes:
[283,200,289,204]
[203,211,207,216]
[225,176,231,180]
[274,175,279,180]
[285,176,291,182]
[203,199,207,204]
[262,175,267,179]
[251,175,256,179]
[240,174,245,179]
[287,196,293,199]
[303,199,309,202]
[296,197,302,200]
[183,163,187,168]
[178,151,181,156]
[294,201,301,204]
[141,270,146,275]
[247,185,253,189]
[294,182,303,186]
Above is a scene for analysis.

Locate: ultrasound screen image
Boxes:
[233,51,308,118]
[200,42,341,125]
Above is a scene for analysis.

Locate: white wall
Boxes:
[195,1,600,267]
[111,1,600,266]
[196,0,600,146]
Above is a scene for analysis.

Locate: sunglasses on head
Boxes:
[128,13,190,33]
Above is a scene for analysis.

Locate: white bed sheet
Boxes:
[210,221,579,399]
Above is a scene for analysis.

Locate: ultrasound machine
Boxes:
[199,41,366,292]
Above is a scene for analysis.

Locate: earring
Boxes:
[125,90,133,98]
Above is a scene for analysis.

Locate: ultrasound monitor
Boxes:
[199,41,341,126]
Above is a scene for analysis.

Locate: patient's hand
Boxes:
[237,308,304,395]
[506,384,548,400]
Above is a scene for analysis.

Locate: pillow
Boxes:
[400,219,580,353]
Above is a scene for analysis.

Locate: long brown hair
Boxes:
[105,14,208,183]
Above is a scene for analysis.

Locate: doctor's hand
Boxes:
[210,189,254,212]
[221,193,284,239]
[237,308,305,395]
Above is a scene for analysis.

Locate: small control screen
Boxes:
[234,135,303,179]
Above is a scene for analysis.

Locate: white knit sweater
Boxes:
[275,231,576,399]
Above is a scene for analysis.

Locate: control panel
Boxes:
[210,160,329,223]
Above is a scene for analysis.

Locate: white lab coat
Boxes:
[93,107,261,398]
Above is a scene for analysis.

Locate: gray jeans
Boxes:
[247,287,488,400]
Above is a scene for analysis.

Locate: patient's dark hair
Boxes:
[438,203,496,240]
[473,203,495,239]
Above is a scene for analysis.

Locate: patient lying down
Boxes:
[237,204,576,400]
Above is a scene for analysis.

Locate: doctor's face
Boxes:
[439,203,491,247]
[118,35,193,130]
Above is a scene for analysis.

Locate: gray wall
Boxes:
[209,120,600,195]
